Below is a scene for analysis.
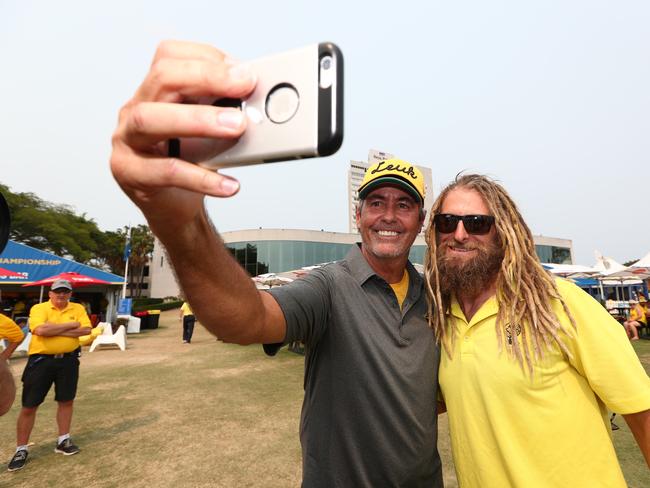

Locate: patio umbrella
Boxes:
[23,271,111,288]
[22,271,112,302]
[592,252,648,301]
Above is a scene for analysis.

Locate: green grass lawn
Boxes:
[0,312,648,487]
[614,339,650,488]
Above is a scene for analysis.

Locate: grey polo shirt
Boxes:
[266,244,442,488]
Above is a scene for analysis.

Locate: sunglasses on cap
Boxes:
[433,214,495,235]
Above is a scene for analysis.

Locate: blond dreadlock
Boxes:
[424,174,577,374]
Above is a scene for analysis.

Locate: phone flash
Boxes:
[319,56,335,89]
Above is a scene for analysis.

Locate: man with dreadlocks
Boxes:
[424,174,650,487]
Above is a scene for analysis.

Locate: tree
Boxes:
[127,225,154,298]
[1,183,102,263]
[92,227,129,275]
[0,184,154,293]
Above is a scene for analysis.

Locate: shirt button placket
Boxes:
[461,332,473,355]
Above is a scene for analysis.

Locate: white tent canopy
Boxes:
[252,273,293,288]
[592,251,628,276]
[545,263,600,277]
[632,251,650,269]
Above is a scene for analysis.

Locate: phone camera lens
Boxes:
[266,83,300,124]
[321,56,332,70]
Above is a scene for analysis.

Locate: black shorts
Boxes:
[21,350,80,407]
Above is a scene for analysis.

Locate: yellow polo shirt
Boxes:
[180,302,193,316]
[28,300,91,355]
[439,278,650,488]
[0,314,25,343]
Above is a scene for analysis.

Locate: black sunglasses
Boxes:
[433,214,495,235]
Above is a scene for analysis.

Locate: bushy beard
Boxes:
[436,240,504,298]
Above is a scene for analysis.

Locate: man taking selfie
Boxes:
[110,41,443,486]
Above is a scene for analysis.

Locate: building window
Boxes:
[535,245,572,264]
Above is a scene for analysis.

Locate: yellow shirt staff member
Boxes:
[179,301,196,344]
[0,314,25,416]
[28,296,91,355]
[0,314,25,361]
[7,279,91,473]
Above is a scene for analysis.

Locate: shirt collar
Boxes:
[48,299,72,313]
[345,243,423,291]
[449,293,499,326]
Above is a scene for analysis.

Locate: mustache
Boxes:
[442,242,482,252]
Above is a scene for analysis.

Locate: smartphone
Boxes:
[195,42,343,169]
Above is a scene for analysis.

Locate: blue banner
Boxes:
[0,240,123,285]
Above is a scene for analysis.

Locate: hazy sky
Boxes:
[1,1,648,265]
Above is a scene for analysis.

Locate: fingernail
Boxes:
[220,177,240,194]
[228,63,256,83]
[217,109,245,129]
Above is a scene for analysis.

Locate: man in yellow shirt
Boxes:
[1,313,25,362]
[0,314,25,416]
[424,174,650,487]
[179,300,196,344]
[7,279,91,472]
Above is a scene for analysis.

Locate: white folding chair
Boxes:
[89,324,127,352]
[117,314,141,334]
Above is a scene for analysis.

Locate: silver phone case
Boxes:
[200,42,343,169]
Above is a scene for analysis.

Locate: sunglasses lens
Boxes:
[434,215,459,233]
[464,216,493,235]
[434,214,494,235]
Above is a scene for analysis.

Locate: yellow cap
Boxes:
[358,159,425,204]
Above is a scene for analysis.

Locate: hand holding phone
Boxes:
[171,42,344,168]
[111,41,343,233]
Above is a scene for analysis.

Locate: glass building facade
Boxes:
[226,240,427,275]
[535,245,572,265]
[227,240,570,275]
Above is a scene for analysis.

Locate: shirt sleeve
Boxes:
[76,305,91,328]
[29,304,47,332]
[0,315,25,343]
[263,268,332,356]
[558,280,650,414]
